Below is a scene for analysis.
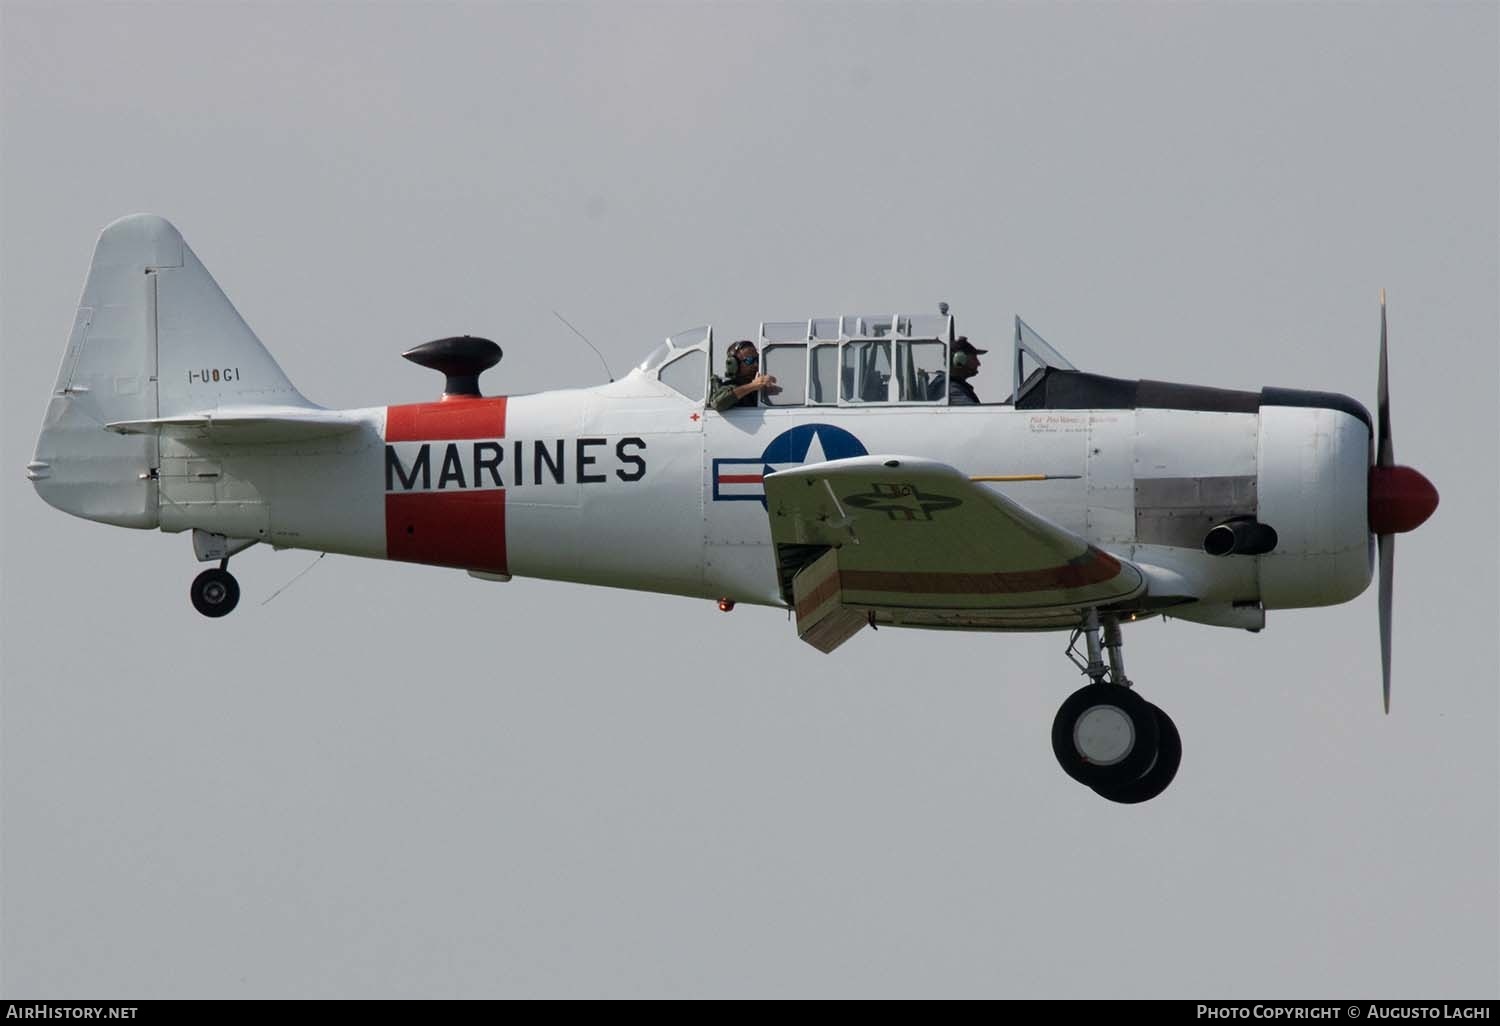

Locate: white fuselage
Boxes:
[149,370,1372,624]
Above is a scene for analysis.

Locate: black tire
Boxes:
[1093,704,1182,805]
[1051,682,1160,789]
[190,568,240,618]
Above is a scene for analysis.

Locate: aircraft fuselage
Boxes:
[155,378,1372,626]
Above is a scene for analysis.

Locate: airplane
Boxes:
[28,214,1440,804]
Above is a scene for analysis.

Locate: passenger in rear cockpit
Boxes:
[948,336,987,405]
[708,340,779,411]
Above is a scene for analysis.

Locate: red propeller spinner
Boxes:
[1368,464,1439,536]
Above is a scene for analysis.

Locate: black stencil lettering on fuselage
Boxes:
[386,444,431,491]
[188,367,242,385]
[437,444,467,489]
[474,442,504,487]
[385,439,647,491]
[616,437,646,481]
[534,440,565,485]
[577,438,607,483]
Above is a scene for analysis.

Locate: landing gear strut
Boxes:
[190,558,240,618]
[1051,610,1181,804]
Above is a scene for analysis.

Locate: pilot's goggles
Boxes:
[737,354,759,366]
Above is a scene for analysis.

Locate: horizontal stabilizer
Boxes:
[106,407,363,444]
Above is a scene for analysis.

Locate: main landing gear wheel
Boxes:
[1090,704,1181,805]
[1051,683,1159,789]
[190,567,240,618]
[1051,610,1181,803]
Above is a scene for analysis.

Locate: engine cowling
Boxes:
[1256,401,1374,609]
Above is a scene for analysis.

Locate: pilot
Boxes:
[948,336,988,405]
[708,340,778,411]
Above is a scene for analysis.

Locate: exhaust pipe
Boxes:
[1204,518,1278,557]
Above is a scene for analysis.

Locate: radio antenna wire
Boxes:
[552,310,615,382]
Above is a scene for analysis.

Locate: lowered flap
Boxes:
[792,549,869,654]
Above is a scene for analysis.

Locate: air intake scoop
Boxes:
[402,336,502,399]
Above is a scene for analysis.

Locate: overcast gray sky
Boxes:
[3,0,1496,999]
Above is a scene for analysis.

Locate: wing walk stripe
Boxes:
[794,574,843,621]
[837,548,1122,596]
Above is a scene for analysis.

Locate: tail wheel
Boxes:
[191,568,240,618]
[1092,704,1182,804]
[1050,682,1159,789]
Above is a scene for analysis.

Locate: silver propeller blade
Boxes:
[1377,290,1393,713]
[1377,289,1393,467]
[1379,531,1393,714]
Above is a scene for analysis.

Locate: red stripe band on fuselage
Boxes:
[718,474,764,485]
[386,397,507,441]
[384,397,508,573]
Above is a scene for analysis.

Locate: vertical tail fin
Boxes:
[31,214,311,527]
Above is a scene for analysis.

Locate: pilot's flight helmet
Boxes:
[726,340,757,378]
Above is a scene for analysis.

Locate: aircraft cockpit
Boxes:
[638,326,712,403]
[639,314,1078,408]
[754,314,954,407]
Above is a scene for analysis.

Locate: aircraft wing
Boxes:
[763,455,1146,651]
